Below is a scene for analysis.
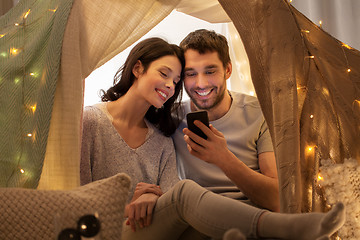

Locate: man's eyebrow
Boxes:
[184,65,219,72]
[184,67,194,72]
[205,65,218,69]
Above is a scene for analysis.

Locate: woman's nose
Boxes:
[165,79,174,89]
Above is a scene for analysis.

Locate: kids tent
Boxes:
[1,0,359,218]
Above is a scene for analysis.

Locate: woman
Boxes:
[81,37,345,240]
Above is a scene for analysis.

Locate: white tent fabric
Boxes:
[37,0,181,190]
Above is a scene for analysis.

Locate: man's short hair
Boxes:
[180,29,231,67]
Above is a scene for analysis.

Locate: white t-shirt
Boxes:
[172,91,273,200]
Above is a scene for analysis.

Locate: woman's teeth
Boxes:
[157,90,167,98]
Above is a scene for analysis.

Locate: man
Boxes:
[173,29,280,212]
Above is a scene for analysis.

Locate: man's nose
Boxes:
[195,74,208,88]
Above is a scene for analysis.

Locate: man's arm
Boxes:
[183,121,280,212]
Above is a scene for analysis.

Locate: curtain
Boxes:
[218,0,360,213]
[0,0,74,188]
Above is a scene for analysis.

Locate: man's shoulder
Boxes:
[231,91,261,109]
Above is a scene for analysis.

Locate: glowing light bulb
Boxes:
[342,43,352,50]
[347,68,351,73]
[319,20,323,27]
[10,48,20,56]
[14,23,20,26]
[322,88,329,96]
[27,133,32,137]
[20,169,25,174]
[29,72,35,76]
[306,145,316,155]
[0,34,5,38]
[310,114,314,119]
[301,30,310,33]
[317,173,323,181]
[297,86,306,91]
[29,104,37,113]
[24,9,31,19]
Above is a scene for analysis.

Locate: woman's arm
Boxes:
[124,182,163,231]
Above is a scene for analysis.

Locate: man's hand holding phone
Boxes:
[184,111,231,165]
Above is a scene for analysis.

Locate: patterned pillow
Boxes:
[0,173,130,239]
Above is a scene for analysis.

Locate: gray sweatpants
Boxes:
[121,179,265,240]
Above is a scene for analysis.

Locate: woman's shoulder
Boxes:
[83,103,109,125]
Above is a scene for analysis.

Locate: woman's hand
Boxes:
[130,182,163,202]
[125,193,159,232]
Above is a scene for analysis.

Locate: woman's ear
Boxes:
[132,60,144,78]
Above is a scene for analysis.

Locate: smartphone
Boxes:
[186,110,209,139]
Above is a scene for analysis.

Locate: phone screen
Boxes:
[186,110,209,139]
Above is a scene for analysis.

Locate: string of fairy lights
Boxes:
[288,0,360,212]
[0,2,58,187]
[1,0,358,192]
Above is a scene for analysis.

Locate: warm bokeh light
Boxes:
[342,43,353,50]
[322,87,330,96]
[29,104,37,113]
[317,173,323,181]
[24,9,31,19]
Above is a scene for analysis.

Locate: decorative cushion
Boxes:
[0,173,130,239]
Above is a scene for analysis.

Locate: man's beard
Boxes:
[188,80,227,111]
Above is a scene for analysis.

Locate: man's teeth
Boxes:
[157,90,167,98]
[197,90,211,96]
